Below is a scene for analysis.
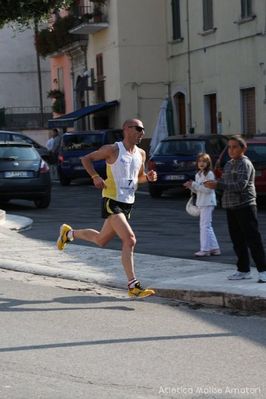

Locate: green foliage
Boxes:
[35,14,78,57]
[0,0,76,28]
[47,89,65,114]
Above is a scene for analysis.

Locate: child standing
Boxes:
[204,136,266,282]
[184,153,221,257]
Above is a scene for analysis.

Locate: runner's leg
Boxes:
[73,218,116,247]
[108,213,136,281]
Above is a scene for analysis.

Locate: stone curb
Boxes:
[155,288,266,313]
[0,209,6,224]
[0,263,99,285]
[2,214,33,231]
[1,262,266,314]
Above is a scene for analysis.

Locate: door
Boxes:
[174,92,186,135]
[204,93,217,134]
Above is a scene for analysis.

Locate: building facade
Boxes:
[47,0,266,143]
[168,0,266,136]
[0,24,52,131]
[47,0,168,146]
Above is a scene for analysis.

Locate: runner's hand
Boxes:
[93,176,106,189]
[146,170,157,182]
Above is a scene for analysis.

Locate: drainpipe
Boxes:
[34,18,44,127]
[186,0,192,133]
[83,47,91,130]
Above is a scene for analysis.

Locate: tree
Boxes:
[0,0,75,28]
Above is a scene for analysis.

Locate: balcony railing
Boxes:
[70,1,108,34]
[0,107,52,129]
[35,14,87,57]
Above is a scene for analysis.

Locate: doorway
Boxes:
[204,93,217,134]
[174,92,186,135]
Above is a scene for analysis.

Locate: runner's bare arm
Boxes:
[81,144,118,189]
[138,149,157,184]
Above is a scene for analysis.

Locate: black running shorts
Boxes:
[101,198,133,220]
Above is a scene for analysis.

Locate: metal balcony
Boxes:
[69,2,109,35]
[2,106,52,129]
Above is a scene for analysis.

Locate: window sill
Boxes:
[198,27,217,36]
[169,37,184,44]
[234,15,256,24]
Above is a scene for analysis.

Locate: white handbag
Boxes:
[186,194,200,217]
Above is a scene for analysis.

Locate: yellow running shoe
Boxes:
[128,282,155,298]
[57,224,72,250]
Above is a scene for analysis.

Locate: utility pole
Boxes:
[186,0,192,133]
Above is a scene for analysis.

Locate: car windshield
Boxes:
[62,134,103,151]
[246,144,266,163]
[0,146,39,161]
[153,140,205,156]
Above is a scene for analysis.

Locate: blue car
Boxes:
[147,135,228,197]
[57,129,123,185]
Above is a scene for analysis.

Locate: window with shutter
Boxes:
[96,53,105,102]
[172,0,181,40]
[203,0,213,31]
[241,88,256,135]
[241,0,252,18]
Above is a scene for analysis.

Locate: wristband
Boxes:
[91,174,99,179]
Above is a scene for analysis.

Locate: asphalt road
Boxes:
[1,179,266,266]
[1,272,266,399]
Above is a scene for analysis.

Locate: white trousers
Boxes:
[199,206,219,251]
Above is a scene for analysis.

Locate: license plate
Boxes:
[4,171,29,178]
[165,175,185,181]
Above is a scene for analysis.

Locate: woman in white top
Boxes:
[184,153,221,257]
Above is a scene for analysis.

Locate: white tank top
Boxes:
[102,141,143,204]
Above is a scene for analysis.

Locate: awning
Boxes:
[48,100,119,128]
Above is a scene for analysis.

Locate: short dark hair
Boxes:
[229,135,247,148]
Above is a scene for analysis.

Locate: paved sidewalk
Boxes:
[0,212,266,313]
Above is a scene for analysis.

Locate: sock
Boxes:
[128,278,139,289]
[67,230,74,241]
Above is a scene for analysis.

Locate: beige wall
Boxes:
[86,0,169,137]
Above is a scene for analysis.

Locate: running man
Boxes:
[57,119,157,297]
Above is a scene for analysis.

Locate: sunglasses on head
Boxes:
[128,125,145,133]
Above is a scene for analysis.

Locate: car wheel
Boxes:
[59,175,71,186]
[149,185,163,198]
[34,195,51,209]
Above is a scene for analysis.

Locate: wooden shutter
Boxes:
[172,0,181,40]
[203,0,213,30]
